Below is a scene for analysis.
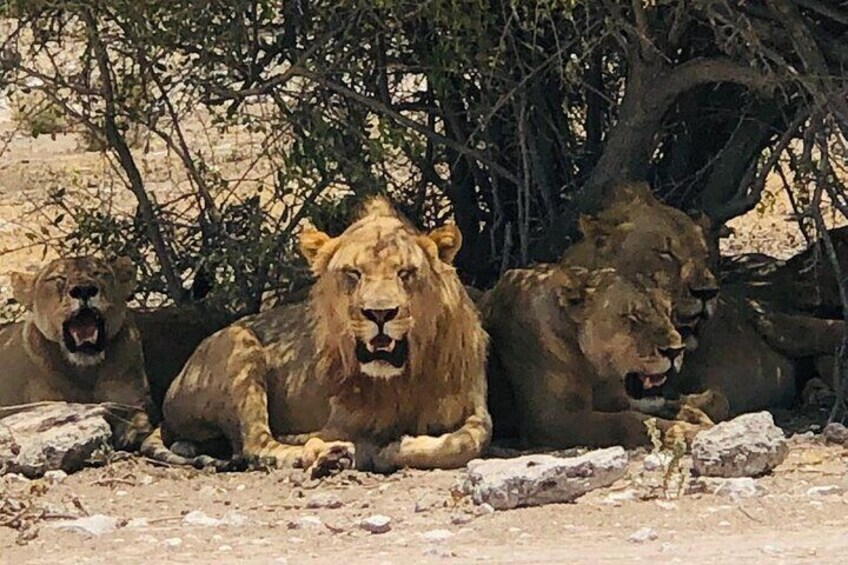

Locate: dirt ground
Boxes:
[2,429,848,564]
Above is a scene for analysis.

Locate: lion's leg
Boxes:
[370,412,491,472]
[751,308,844,358]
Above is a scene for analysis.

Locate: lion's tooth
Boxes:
[673,355,683,373]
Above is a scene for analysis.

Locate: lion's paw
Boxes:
[301,439,354,479]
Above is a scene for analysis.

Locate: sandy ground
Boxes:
[2,431,848,564]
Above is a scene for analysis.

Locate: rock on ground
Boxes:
[359,515,392,534]
[691,412,788,478]
[49,514,118,536]
[462,447,628,510]
[0,403,112,478]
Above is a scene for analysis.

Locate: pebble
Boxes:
[628,527,658,543]
[474,503,495,516]
[420,529,454,542]
[359,515,392,534]
[712,477,763,499]
[306,494,343,509]
[43,470,67,484]
[643,453,671,472]
[806,485,843,497]
[423,547,457,558]
[288,516,323,530]
[50,514,118,536]
[183,510,222,527]
[822,423,848,445]
[218,545,233,552]
[163,537,183,548]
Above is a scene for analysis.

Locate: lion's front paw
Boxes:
[661,421,704,447]
[113,412,153,451]
[674,404,714,427]
[301,438,355,479]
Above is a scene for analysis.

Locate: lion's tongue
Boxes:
[69,321,99,346]
[370,334,393,350]
[640,374,667,389]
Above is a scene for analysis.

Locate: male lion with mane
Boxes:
[143,197,491,473]
[482,264,713,448]
[0,256,153,450]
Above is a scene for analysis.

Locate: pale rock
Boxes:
[628,527,658,543]
[691,412,788,477]
[420,529,454,542]
[42,470,67,484]
[306,493,343,509]
[288,516,323,529]
[50,514,119,536]
[462,447,628,510]
[359,514,392,534]
[0,403,112,478]
[822,423,848,445]
[806,485,843,497]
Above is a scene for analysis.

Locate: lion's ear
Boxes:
[426,224,463,264]
[113,257,137,298]
[10,272,36,310]
[578,214,614,248]
[299,228,336,273]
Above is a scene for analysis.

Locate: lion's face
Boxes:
[578,183,719,348]
[10,256,136,366]
[573,272,685,403]
[300,199,462,380]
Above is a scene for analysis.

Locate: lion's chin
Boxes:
[360,361,405,379]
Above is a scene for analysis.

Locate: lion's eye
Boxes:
[398,267,417,282]
[341,268,361,284]
[658,250,676,262]
[45,275,67,288]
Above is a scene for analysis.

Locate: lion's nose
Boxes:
[660,345,685,361]
[69,284,99,300]
[690,287,719,302]
[362,307,399,324]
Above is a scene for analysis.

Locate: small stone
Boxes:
[126,518,149,529]
[423,547,456,558]
[451,514,472,525]
[50,514,118,536]
[306,494,343,509]
[822,423,848,445]
[43,470,67,484]
[718,521,731,527]
[691,412,788,478]
[218,545,233,552]
[602,488,638,506]
[221,511,249,527]
[711,477,763,499]
[806,485,843,497]
[183,510,222,527]
[628,527,658,543]
[655,500,677,510]
[643,453,671,472]
[359,515,392,534]
[288,516,323,529]
[2,473,30,483]
[474,503,495,516]
[163,537,183,548]
[420,529,454,542]
[462,447,628,510]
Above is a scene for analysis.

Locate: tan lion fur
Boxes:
[143,197,490,472]
[562,182,719,350]
[0,256,153,450]
[481,264,712,449]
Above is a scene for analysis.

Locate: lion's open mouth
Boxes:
[625,372,668,400]
[62,307,106,355]
[355,335,409,369]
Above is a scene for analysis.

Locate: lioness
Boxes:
[482,264,712,448]
[562,182,719,350]
[143,197,491,472]
[0,257,153,450]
